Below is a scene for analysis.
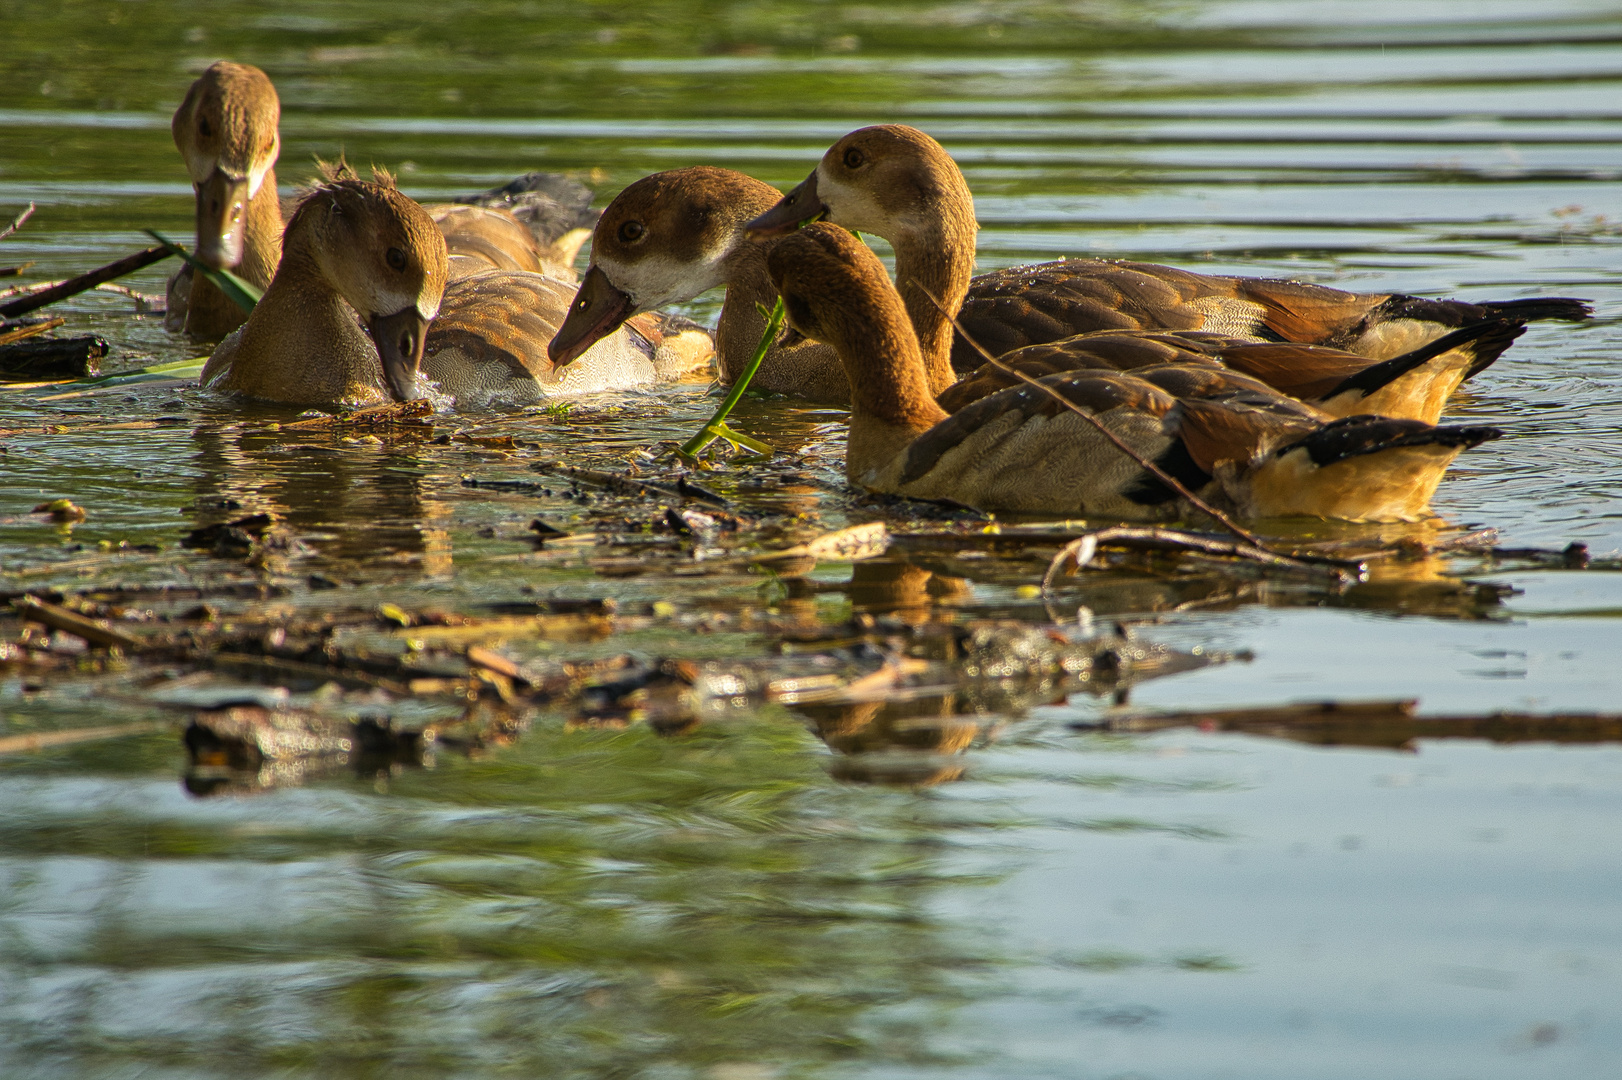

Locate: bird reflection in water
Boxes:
[185,418,454,575]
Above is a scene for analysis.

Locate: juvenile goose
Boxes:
[748,124,1591,402]
[549,166,855,404]
[167,61,284,339]
[166,64,591,339]
[202,172,711,407]
[767,223,1501,523]
[200,173,443,406]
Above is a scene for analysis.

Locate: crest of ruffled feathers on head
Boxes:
[295,154,398,206]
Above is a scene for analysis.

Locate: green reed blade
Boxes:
[678,295,784,461]
[143,230,264,312]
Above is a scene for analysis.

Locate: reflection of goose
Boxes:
[200,172,711,407]
[185,412,450,569]
[748,124,1592,402]
[766,223,1501,523]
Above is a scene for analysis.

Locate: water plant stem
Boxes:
[677,297,784,460]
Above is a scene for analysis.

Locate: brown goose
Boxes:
[548,166,856,404]
[167,61,284,339]
[765,223,1501,523]
[746,124,1590,410]
[551,155,1539,421]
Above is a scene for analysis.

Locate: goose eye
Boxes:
[842,147,865,169]
[386,247,408,271]
[198,117,212,138]
[618,220,645,243]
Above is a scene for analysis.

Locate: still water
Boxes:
[2,1,1622,1077]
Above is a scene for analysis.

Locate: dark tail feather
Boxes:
[1319,320,1523,405]
[1481,297,1594,323]
[1281,415,1503,468]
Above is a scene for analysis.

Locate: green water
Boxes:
[3,2,1622,1077]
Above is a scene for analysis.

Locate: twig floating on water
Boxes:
[0,335,109,379]
[0,721,168,757]
[1040,525,1362,591]
[532,460,730,508]
[13,594,143,650]
[278,399,435,431]
[0,203,34,244]
[0,317,66,347]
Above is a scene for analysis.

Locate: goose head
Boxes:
[747,125,973,242]
[290,175,448,400]
[172,61,280,271]
[549,166,782,365]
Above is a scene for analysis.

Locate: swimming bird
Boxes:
[765,223,1501,523]
[746,124,1590,410]
[201,170,712,408]
[549,166,855,404]
[166,61,284,339]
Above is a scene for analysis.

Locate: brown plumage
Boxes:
[549,166,852,404]
[201,174,446,407]
[166,61,283,339]
[766,223,1501,524]
[937,320,1524,424]
[747,124,1590,418]
[430,204,549,279]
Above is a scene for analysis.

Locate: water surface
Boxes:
[2,2,1621,1077]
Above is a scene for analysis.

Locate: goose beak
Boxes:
[367,306,430,401]
[745,170,824,240]
[549,264,632,367]
[193,169,252,270]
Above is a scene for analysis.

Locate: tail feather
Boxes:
[1281,415,1502,469]
[1321,319,1523,403]
[1232,415,1503,521]
[1481,297,1594,323]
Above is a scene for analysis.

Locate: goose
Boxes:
[549,166,856,404]
[746,124,1590,413]
[200,171,712,408]
[765,223,1501,523]
[166,61,283,339]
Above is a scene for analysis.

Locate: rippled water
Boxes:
[3,2,1622,1077]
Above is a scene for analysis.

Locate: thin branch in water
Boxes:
[1040,525,1357,597]
[0,246,172,319]
[0,203,35,243]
